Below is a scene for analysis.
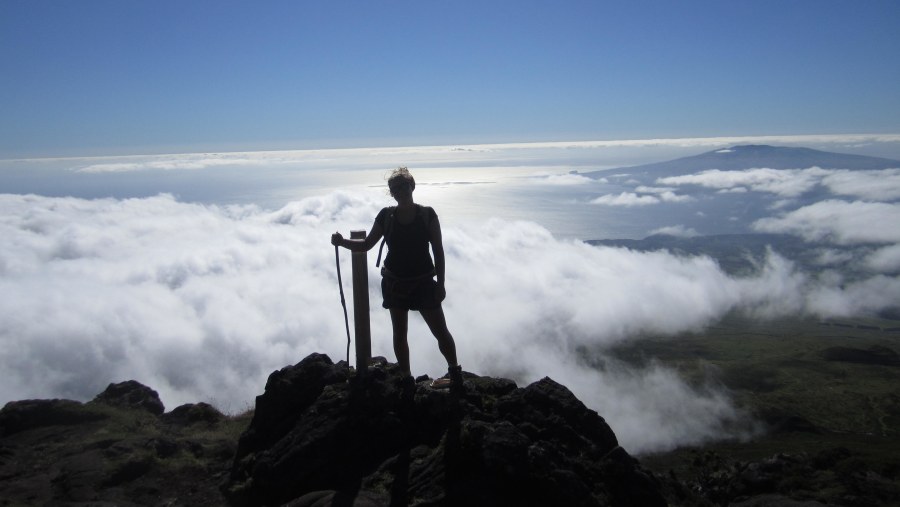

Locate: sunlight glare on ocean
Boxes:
[3,135,900,241]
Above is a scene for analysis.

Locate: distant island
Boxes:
[583,144,900,179]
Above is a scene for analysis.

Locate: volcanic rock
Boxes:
[92,379,166,415]
[0,388,242,505]
[162,402,226,426]
[0,398,107,437]
[222,353,666,507]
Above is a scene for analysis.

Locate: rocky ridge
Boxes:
[0,380,237,506]
[222,353,665,507]
[4,352,897,506]
[0,353,666,506]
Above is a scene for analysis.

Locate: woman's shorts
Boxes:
[381,276,440,311]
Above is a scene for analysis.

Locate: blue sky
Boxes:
[2,0,899,158]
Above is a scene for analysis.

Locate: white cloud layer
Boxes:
[821,169,900,201]
[753,200,900,245]
[76,156,265,173]
[659,168,900,201]
[649,225,701,237]
[659,168,830,198]
[1,192,898,453]
[590,190,692,206]
[590,192,661,206]
[864,244,900,273]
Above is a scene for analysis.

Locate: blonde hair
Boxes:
[387,166,415,192]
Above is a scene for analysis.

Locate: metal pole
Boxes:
[350,230,371,373]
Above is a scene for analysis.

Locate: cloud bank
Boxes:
[1,191,897,453]
[590,190,693,206]
[753,200,900,245]
[648,225,701,237]
[659,168,900,201]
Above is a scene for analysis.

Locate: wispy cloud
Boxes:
[76,157,262,173]
[649,225,701,237]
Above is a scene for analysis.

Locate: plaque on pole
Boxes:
[350,230,371,373]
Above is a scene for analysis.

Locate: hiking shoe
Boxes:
[431,365,463,390]
[430,377,452,389]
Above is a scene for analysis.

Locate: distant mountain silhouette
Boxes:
[579,144,900,258]
[583,145,900,179]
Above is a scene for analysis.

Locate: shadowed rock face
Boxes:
[0,381,239,506]
[0,399,107,436]
[93,379,166,415]
[222,353,666,507]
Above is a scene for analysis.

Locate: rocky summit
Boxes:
[0,353,666,506]
[4,352,898,506]
[222,353,665,507]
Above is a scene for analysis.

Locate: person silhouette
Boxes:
[331,167,461,389]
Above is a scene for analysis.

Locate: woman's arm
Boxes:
[331,217,384,252]
[428,215,447,300]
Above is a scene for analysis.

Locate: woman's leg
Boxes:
[389,307,411,376]
[419,306,458,368]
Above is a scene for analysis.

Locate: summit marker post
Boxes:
[350,230,371,373]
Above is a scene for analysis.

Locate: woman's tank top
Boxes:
[377,205,437,278]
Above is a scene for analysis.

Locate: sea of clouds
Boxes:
[2,174,899,453]
[3,134,900,453]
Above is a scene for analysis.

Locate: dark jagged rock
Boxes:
[92,380,166,415]
[222,353,666,507]
[3,348,898,506]
[0,399,107,436]
[234,352,352,459]
[0,387,243,505]
[162,402,226,426]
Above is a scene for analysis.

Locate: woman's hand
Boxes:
[331,232,343,247]
[435,282,446,302]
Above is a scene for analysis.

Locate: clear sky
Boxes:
[2,0,899,158]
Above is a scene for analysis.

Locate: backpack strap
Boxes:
[375,207,395,268]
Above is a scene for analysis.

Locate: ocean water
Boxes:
[8,137,878,240]
[0,148,662,240]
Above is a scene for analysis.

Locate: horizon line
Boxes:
[4,132,900,164]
